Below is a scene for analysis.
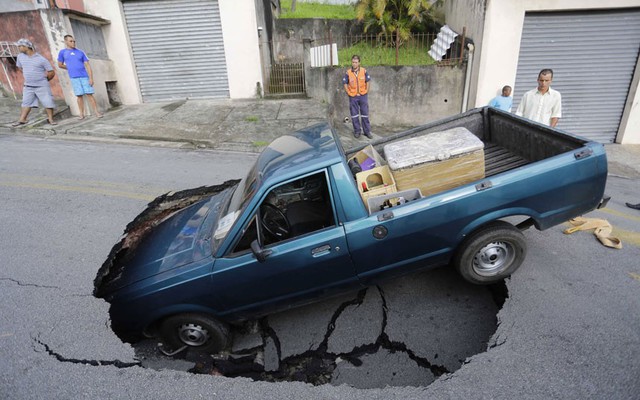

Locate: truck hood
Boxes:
[94,180,239,297]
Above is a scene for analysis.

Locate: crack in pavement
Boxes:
[32,335,140,368]
[0,277,60,289]
[375,285,449,377]
[194,286,449,385]
[133,277,506,387]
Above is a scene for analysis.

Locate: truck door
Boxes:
[345,195,459,284]
[211,171,358,316]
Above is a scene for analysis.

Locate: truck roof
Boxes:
[256,122,344,184]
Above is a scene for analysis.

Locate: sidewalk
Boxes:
[0,94,369,152]
[0,93,638,179]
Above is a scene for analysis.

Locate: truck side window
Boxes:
[231,171,335,254]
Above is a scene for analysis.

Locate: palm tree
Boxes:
[355,0,441,62]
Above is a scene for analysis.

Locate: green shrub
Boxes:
[337,40,436,67]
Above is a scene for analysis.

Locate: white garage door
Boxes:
[123,0,230,101]
[513,9,640,143]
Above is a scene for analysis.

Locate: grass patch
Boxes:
[252,141,270,147]
[279,0,356,19]
[337,40,436,67]
[245,116,259,122]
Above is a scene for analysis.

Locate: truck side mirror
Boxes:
[250,239,272,262]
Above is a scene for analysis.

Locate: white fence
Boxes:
[310,43,339,67]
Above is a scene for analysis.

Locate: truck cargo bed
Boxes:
[484,142,529,177]
[347,107,587,182]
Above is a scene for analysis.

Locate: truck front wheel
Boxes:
[453,221,527,285]
[159,313,230,354]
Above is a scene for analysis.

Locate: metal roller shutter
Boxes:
[513,9,640,143]
[123,0,229,101]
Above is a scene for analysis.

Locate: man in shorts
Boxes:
[12,38,57,126]
[57,34,102,119]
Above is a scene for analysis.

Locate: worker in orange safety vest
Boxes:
[342,55,372,139]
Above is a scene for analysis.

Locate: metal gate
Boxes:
[513,9,640,143]
[261,39,305,96]
[122,0,230,101]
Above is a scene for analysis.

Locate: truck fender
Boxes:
[456,209,540,245]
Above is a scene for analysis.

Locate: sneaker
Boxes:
[364,132,373,139]
[353,131,361,138]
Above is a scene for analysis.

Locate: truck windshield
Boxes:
[212,162,259,248]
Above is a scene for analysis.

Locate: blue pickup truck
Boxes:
[94,107,608,355]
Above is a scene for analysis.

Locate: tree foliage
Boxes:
[355,0,442,44]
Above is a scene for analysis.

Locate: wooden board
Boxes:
[383,127,485,197]
[391,149,484,196]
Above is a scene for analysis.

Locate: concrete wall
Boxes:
[618,54,640,144]
[0,10,64,99]
[272,18,363,63]
[83,0,262,101]
[38,9,116,116]
[83,0,141,105]
[219,0,263,98]
[441,0,485,112]
[307,65,465,128]
[461,0,640,144]
[0,1,40,12]
[275,18,363,41]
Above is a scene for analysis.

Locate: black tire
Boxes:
[159,313,230,354]
[453,221,527,285]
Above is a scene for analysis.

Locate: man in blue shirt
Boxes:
[488,85,513,112]
[57,35,102,119]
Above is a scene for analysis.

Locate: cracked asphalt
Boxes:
[1,134,640,399]
[132,269,501,388]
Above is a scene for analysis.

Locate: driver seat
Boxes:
[286,201,331,237]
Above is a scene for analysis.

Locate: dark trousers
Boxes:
[349,94,370,135]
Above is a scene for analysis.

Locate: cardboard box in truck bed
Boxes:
[383,127,485,197]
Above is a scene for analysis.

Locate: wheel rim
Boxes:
[472,241,515,277]
[177,323,210,347]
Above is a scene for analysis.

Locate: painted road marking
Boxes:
[0,174,160,201]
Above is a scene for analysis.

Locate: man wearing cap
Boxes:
[12,38,57,126]
[57,34,102,119]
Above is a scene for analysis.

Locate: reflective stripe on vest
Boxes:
[346,68,368,96]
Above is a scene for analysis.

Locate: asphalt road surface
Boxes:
[1,135,639,399]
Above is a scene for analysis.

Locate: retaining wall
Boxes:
[307,65,466,129]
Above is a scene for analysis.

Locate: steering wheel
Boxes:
[260,203,290,239]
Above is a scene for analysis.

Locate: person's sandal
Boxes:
[11,121,28,127]
[48,119,58,125]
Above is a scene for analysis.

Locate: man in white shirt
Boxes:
[516,68,562,128]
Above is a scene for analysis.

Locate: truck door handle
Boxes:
[311,244,331,257]
[574,148,593,159]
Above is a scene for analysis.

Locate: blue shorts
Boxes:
[22,85,55,109]
[71,77,95,96]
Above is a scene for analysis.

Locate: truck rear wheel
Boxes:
[159,313,230,354]
[454,221,527,285]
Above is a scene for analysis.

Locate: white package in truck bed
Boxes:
[383,127,485,196]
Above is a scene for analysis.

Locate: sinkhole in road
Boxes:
[132,269,507,389]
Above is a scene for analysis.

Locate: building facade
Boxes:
[445,0,640,144]
[0,0,264,116]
